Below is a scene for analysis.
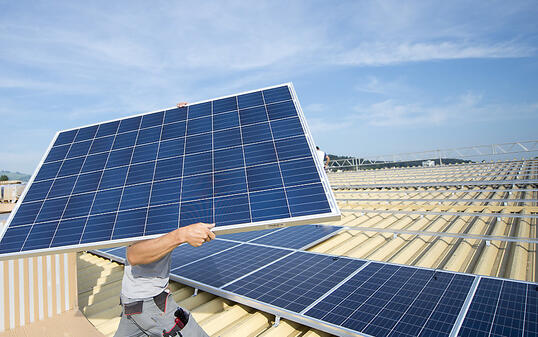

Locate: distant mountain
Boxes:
[0,170,31,182]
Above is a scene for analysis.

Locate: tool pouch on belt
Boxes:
[123,301,143,316]
[162,308,189,337]
[153,291,168,312]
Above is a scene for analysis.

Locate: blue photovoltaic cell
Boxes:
[146,203,180,235]
[286,183,331,217]
[458,278,537,337]
[237,91,264,109]
[214,110,239,130]
[224,252,365,313]
[250,225,341,249]
[305,263,474,337]
[0,84,336,257]
[96,239,240,268]
[132,143,158,163]
[164,107,187,124]
[101,246,126,257]
[218,228,279,242]
[172,244,290,288]
[239,106,267,125]
[95,120,119,137]
[213,96,237,114]
[169,240,240,270]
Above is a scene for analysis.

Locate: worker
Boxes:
[114,103,213,337]
[316,146,330,170]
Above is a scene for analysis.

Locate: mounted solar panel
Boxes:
[457,277,537,337]
[304,262,475,337]
[247,224,341,249]
[92,241,535,337]
[217,224,342,249]
[223,252,365,313]
[0,83,340,260]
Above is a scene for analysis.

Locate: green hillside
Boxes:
[0,170,31,182]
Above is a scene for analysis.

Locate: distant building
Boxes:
[422,160,435,167]
[0,180,25,204]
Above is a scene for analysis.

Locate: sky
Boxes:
[1,1,537,174]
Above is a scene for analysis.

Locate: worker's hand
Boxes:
[177,102,188,108]
[176,223,215,247]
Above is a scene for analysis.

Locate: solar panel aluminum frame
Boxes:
[0,83,341,260]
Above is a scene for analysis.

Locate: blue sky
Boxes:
[1,1,537,173]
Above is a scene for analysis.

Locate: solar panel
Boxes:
[217,224,342,249]
[223,252,365,313]
[218,227,279,242]
[169,240,241,270]
[171,244,291,288]
[0,83,340,260]
[248,224,341,249]
[305,263,475,336]
[457,277,537,337]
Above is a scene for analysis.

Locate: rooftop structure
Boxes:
[72,159,536,336]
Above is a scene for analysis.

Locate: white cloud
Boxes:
[354,76,414,97]
[331,41,535,66]
[353,93,538,127]
[308,117,351,134]
[303,103,326,113]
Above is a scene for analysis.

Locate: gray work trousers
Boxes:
[114,292,208,337]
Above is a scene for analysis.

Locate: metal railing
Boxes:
[328,140,538,170]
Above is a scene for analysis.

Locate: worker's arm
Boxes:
[325,154,330,167]
[126,223,215,266]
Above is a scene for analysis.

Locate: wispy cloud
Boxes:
[1,1,537,172]
[354,76,415,97]
[353,92,538,127]
[331,41,535,66]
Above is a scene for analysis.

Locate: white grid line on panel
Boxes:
[27,152,316,205]
[414,273,459,337]
[211,101,216,225]
[235,95,253,224]
[288,83,339,215]
[177,105,190,227]
[384,269,449,336]
[10,181,330,230]
[19,128,81,251]
[143,112,166,236]
[260,89,292,219]
[78,122,121,244]
[38,115,299,175]
[50,125,103,247]
[109,118,144,240]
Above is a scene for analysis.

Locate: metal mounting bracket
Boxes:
[273,315,281,327]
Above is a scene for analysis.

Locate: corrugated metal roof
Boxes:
[78,160,536,336]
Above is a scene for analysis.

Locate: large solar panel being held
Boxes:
[0,83,340,259]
